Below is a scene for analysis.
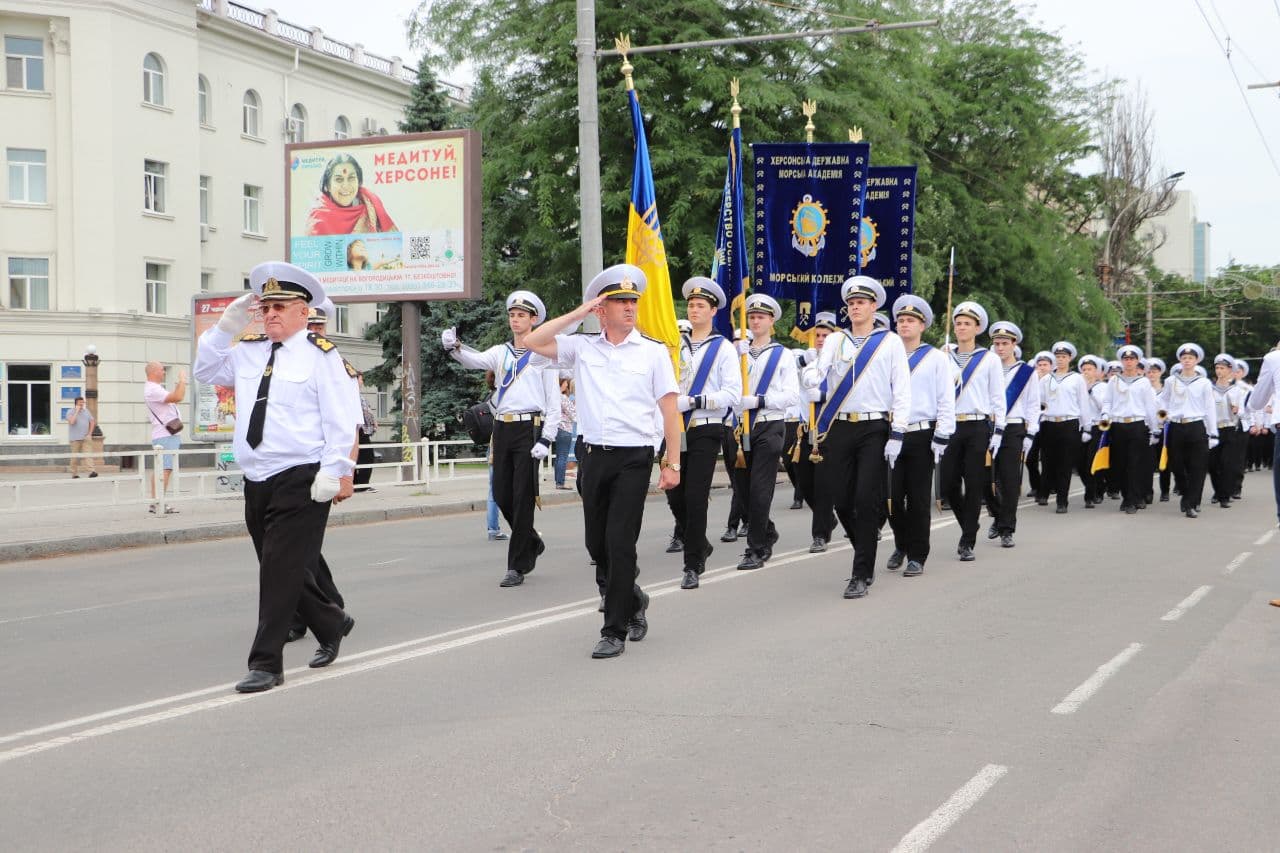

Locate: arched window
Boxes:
[196,74,210,125]
[334,115,351,140]
[287,103,307,143]
[142,53,166,105]
[242,90,260,137]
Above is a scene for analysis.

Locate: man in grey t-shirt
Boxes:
[67,396,96,478]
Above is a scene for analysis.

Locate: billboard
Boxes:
[285,129,481,303]
[189,293,267,442]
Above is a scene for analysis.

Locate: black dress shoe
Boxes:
[843,577,868,599]
[591,636,625,658]
[627,591,650,641]
[1036,497,1048,506]
[790,498,804,510]
[666,536,683,553]
[1159,493,1170,502]
[1233,493,1242,500]
[1219,499,1231,508]
[886,549,905,570]
[738,523,749,538]
[598,594,605,613]
[235,670,283,693]
[1000,534,1014,548]
[1185,507,1198,518]
[957,546,975,562]
[1056,505,1068,514]
[737,551,764,570]
[499,569,524,587]
[1084,500,1095,509]
[987,523,999,540]
[681,569,700,589]
[720,526,738,543]
[309,615,354,668]
[286,626,306,643]
[939,500,951,511]
[809,537,827,553]
[1125,505,1137,515]
[903,560,924,577]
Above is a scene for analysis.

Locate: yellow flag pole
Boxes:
[732,79,750,467]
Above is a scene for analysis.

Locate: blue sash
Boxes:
[683,336,725,428]
[954,349,988,400]
[815,329,889,437]
[908,343,933,373]
[496,348,533,407]
[751,344,785,400]
[1005,362,1034,410]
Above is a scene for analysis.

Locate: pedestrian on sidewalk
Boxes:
[66,396,97,478]
[144,361,186,512]
[553,376,577,490]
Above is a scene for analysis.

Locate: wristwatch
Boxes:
[668,462,681,472]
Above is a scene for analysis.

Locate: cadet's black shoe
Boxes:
[1159,493,1170,502]
[499,569,524,587]
[809,537,827,553]
[681,569,699,590]
[235,670,283,693]
[987,523,999,540]
[738,523,749,538]
[591,636,625,658]
[286,626,306,643]
[1084,500,1096,509]
[1219,499,1231,508]
[1056,505,1068,514]
[886,549,905,570]
[309,615,354,668]
[1036,497,1048,506]
[843,578,869,599]
[720,526,739,543]
[627,591,650,641]
[1000,534,1014,548]
[535,536,546,559]
[903,560,924,577]
[958,546,976,562]
[666,536,683,553]
[1233,492,1242,500]
[598,595,605,613]
[1125,505,1137,515]
[790,498,804,510]
[737,552,765,571]
[1185,507,1198,518]
[939,500,952,511]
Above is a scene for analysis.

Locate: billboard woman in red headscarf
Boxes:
[305,153,398,235]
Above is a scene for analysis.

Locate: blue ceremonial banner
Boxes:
[859,165,918,328]
[711,126,748,339]
[752,142,870,340]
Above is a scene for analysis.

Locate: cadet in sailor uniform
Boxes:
[1099,345,1160,514]
[733,294,800,570]
[1158,343,1219,518]
[1078,354,1108,506]
[1038,341,1091,512]
[194,262,359,693]
[884,295,953,577]
[802,276,910,598]
[794,312,841,553]
[1208,353,1249,508]
[985,321,1038,547]
[665,277,742,589]
[443,291,561,587]
[525,264,680,659]
[1144,357,1170,502]
[1024,351,1054,498]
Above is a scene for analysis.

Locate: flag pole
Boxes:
[732,79,749,466]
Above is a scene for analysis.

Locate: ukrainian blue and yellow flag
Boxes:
[711,124,748,340]
[625,87,680,370]
[1090,427,1111,474]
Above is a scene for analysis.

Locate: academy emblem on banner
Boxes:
[790,195,828,257]
[860,217,879,267]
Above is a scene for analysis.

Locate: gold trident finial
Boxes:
[615,34,634,91]
[802,99,818,143]
[847,126,864,143]
[730,78,742,130]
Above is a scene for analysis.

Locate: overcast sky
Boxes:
[265,0,1279,271]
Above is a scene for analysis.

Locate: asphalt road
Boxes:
[2,475,1279,851]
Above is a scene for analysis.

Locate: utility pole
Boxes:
[1145,276,1154,354]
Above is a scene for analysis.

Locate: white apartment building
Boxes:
[0,0,460,448]
[1143,190,1211,284]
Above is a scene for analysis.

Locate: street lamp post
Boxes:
[1100,171,1185,292]
[83,344,104,469]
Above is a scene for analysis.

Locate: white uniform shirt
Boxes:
[1041,371,1090,425]
[1086,381,1109,429]
[1158,372,1219,439]
[451,342,560,443]
[739,341,801,421]
[1102,374,1159,433]
[553,329,677,447]
[1246,351,1280,423]
[679,333,742,423]
[803,329,910,433]
[1002,361,1041,436]
[786,350,808,421]
[1211,381,1248,428]
[951,348,1007,429]
[1235,381,1254,429]
[905,345,956,438]
[194,327,358,481]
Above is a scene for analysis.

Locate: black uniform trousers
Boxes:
[665,423,725,573]
[888,427,935,563]
[793,424,837,541]
[1209,425,1243,502]
[940,419,990,549]
[491,418,542,575]
[1025,433,1043,496]
[1167,420,1209,511]
[741,419,784,556]
[783,420,804,502]
[819,418,888,581]
[1108,421,1149,510]
[1037,418,1081,508]
[721,427,747,529]
[581,444,651,641]
[988,423,1026,535]
[290,553,345,635]
[1150,434,1172,500]
[354,430,375,487]
[244,463,345,675]
[1077,433,1100,503]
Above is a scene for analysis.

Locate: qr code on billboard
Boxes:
[408,234,432,260]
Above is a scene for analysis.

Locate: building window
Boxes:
[375,302,389,323]
[8,257,49,310]
[242,184,261,234]
[5,364,52,436]
[143,160,167,214]
[4,36,43,91]
[145,262,168,314]
[287,103,307,143]
[7,148,47,204]
[334,304,350,334]
[334,115,351,140]
[199,175,210,225]
[200,271,212,291]
[376,388,389,420]
[242,276,251,290]
[197,74,210,125]
[242,90,260,136]
[142,53,166,106]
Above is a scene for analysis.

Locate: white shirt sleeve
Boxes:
[194,327,238,387]
[934,352,956,439]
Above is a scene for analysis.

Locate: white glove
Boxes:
[311,472,340,503]
[736,339,750,356]
[805,386,822,402]
[740,395,760,411]
[531,441,551,460]
[1208,437,1219,450]
[677,395,694,412]
[988,434,1003,455]
[805,347,817,365]
[217,293,256,334]
[931,435,949,464]
[441,327,458,350]
[884,436,902,467]
[1022,436,1033,455]
[1081,431,1092,443]
[1150,433,1161,446]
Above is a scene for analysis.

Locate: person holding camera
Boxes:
[143,361,186,512]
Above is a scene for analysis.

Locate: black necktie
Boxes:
[245,342,281,449]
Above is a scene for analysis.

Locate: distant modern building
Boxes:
[1142,190,1211,283]
[0,0,463,449]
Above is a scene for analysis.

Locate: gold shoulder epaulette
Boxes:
[238,333,268,342]
[341,357,358,379]
[307,332,337,353]
[640,333,665,345]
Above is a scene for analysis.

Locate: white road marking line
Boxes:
[0,599,156,626]
[1224,551,1252,575]
[890,763,1009,853]
[1051,643,1143,715]
[369,557,406,566]
[1253,529,1274,546]
[1161,585,1213,621]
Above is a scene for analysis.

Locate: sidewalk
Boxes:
[0,468,738,564]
